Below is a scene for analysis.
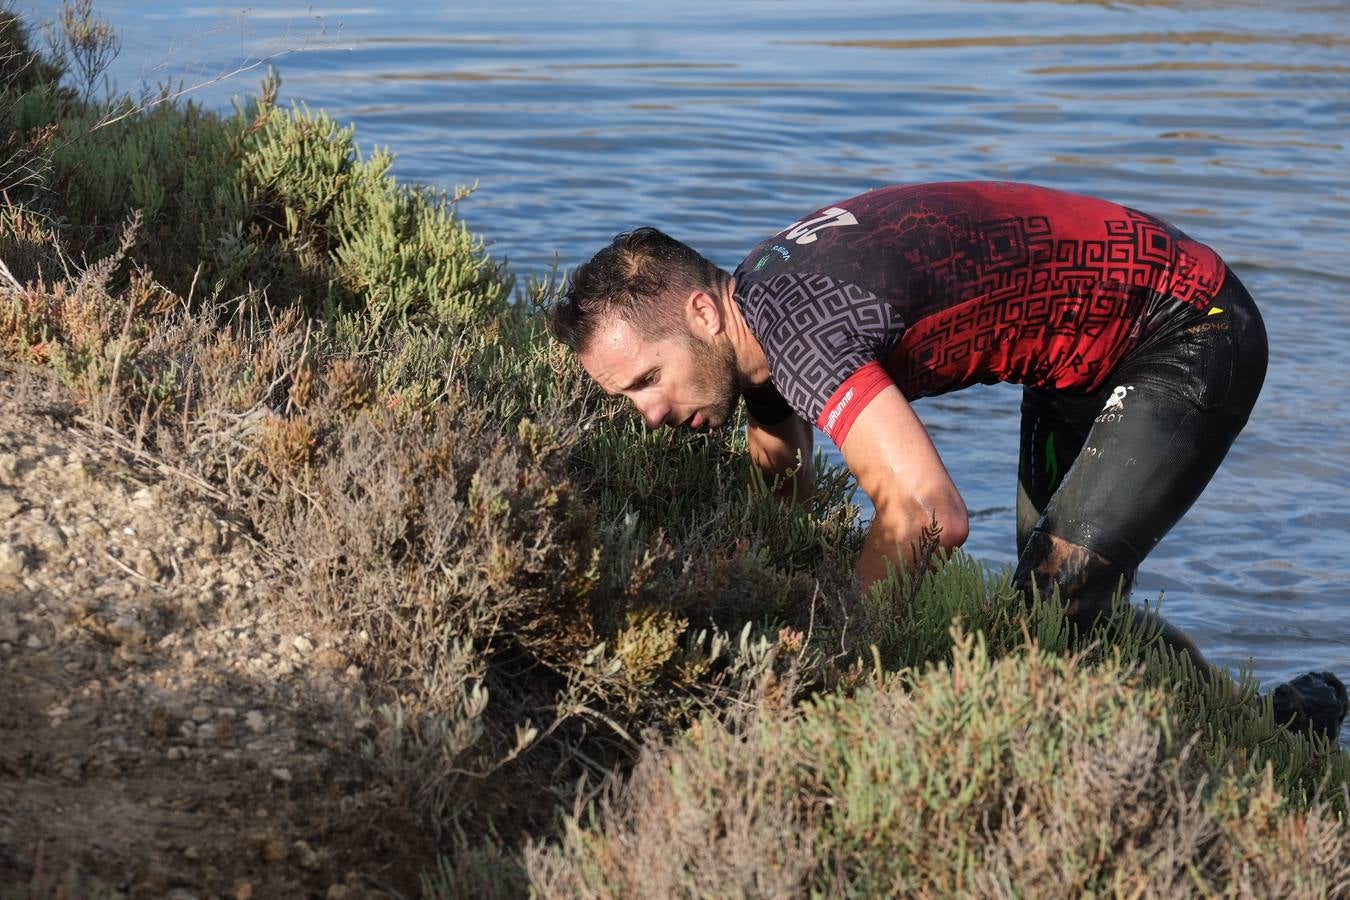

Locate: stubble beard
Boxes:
[687,333,741,430]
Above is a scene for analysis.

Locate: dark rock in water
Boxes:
[1271,671,1349,741]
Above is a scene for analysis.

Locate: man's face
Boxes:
[580,315,740,431]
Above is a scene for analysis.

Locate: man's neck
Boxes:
[721,278,772,390]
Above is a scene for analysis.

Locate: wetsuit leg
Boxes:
[1016,387,1096,555]
[1012,269,1268,669]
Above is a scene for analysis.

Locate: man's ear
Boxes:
[685,289,723,338]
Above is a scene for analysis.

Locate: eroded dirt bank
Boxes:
[0,376,433,898]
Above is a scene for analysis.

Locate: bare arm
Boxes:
[839,385,969,592]
[746,411,815,510]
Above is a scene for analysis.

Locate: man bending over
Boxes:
[547,180,1273,684]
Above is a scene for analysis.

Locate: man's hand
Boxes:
[746,411,815,510]
[839,384,968,593]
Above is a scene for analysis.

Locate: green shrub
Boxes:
[232,92,494,320]
[1,15,508,329]
[528,629,1350,898]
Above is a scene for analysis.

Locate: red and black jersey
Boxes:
[732,181,1227,445]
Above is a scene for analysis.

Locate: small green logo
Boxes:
[753,254,771,271]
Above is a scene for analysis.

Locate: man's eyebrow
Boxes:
[619,368,657,393]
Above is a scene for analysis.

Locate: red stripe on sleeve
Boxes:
[816,361,893,446]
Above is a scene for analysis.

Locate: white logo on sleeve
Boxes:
[824,387,855,435]
[780,207,859,245]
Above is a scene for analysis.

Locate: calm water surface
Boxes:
[23,0,1350,700]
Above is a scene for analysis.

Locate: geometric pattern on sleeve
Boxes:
[739,272,906,426]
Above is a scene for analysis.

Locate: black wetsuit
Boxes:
[732,181,1268,606]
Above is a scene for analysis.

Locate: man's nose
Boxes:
[635,396,670,429]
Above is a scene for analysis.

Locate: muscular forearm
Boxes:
[857,499,969,593]
[747,415,815,511]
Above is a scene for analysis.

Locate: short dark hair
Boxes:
[547,227,728,353]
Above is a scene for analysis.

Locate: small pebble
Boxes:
[0,543,28,576]
[293,839,320,871]
[109,617,147,648]
[260,833,288,863]
[315,648,346,670]
[134,549,162,581]
[33,524,65,552]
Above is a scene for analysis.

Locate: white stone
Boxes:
[0,543,28,575]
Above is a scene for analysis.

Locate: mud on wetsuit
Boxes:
[732,181,1268,607]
